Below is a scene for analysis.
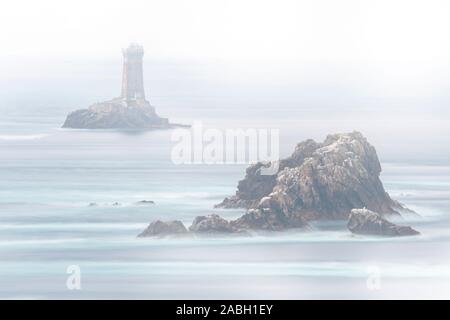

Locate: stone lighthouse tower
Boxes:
[121,43,146,104]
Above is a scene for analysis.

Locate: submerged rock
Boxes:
[348,208,420,236]
[217,131,408,228]
[137,220,188,237]
[136,200,155,205]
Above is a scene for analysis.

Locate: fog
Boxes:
[1,0,450,163]
[2,1,450,300]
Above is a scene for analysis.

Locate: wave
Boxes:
[1,260,449,279]
[0,134,49,141]
[0,222,145,231]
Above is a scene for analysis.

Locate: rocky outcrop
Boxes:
[139,208,307,237]
[217,132,406,225]
[62,99,174,130]
[139,214,248,237]
[139,131,417,237]
[137,220,188,237]
[348,208,420,236]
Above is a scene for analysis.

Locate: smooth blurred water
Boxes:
[1,72,450,299]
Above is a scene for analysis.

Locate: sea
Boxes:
[0,59,449,299]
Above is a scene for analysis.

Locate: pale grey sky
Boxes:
[1,0,450,101]
[1,0,449,62]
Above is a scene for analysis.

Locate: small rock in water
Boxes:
[112,202,121,206]
[136,200,155,205]
[347,208,420,237]
[189,214,237,233]
[138,214,249,237]
[88,202,98,207]
[138,220,188,237]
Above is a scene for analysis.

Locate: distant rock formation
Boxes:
[217,131,407,222]
[63,44,186,130]
[137,220,188,237]
[348,208,419,236]
[63,99,172,129]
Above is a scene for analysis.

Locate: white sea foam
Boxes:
[0,222,145,230]
[1,261,449,279]
[0,134,49,141]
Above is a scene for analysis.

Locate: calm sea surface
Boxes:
[1,71,450,299]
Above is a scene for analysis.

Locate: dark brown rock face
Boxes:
[348,208,420,236]
[217,132,406,224]
[216,139,321,209]
[137,220,188,237]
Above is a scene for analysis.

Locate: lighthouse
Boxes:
[121,43,146,104]
[62,43,182,129]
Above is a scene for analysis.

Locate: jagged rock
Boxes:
[216,139,321,209]
[138,131,417,236]
[138,220,188,237]
[136,200,155,205]
[217,164,278,209]
[189,214,237,233]
[217,132,407,226]
[230,197,309,231]
[348,208,420,236]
